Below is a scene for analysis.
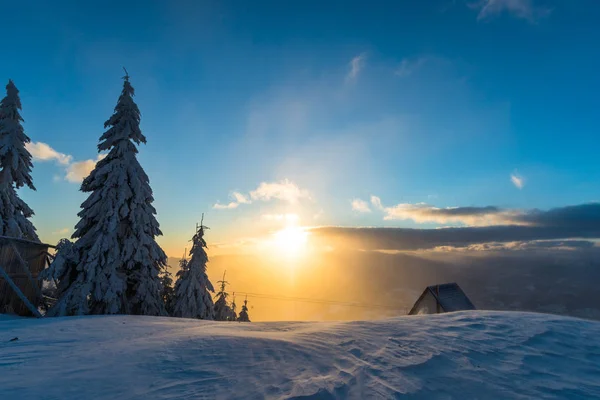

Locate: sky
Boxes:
[1,0,600,262]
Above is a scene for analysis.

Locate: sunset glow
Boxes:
[271,226,309,258]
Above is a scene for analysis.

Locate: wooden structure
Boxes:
[0,236,54,317]
[408,283,476,315]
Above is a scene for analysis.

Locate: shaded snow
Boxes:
[1,311,599,399]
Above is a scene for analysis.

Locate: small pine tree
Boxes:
[0,80,38,241]
[238,296,250,322]
[214,271,234,321]
[39,239,90,316]
[230,293,238,322]
[172,217,215,319]
[70,71,167,315]
[159,265,175,314]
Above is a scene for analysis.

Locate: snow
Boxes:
[1,311,599,399]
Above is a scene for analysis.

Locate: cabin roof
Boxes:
[0,236,54,249]
[409,282,476,315]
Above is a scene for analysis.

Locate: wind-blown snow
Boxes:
[1,311,599,399]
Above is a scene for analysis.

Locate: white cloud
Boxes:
[346,53,367,81]
[27,141,105,183]
[471,0,551,22]
[52,228,70,235]
[232,191,251,204]
[511,172,525,189]
[250,179,310,204]
[370,195,383,210]
[65,154,106,183]
[395,57,429,77]
[215,179,311,211]
[213,191,253,210]
[26,142,72,165]
[213,202,240,210]
[351,199,371,213]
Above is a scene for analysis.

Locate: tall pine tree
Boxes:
[172,218,215,319]
[0,80,38,241]
[71,71,167,315]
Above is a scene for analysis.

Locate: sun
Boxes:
[272,226,308,257]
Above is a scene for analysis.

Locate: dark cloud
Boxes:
[515,203,600,228]
[312,203,600,251]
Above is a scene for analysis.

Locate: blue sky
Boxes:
[2,0,599,255]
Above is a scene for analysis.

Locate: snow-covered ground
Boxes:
[1,311,599,399]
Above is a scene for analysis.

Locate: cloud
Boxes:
[232,192,251,204]
[379,201,523,226]
[511,172,525,189]
[52,228,71,235]
[26,142,72,165]
[395,56,430,77]
[311,203,600,251]
[371,195,383,210]
[346,53,366,81]
[351,199,371,213]
[250,179,310,204]
[470,0,552,22]
[213,191,253,210]
[213,202,240,210]
[65,154,106,183]
[27,141,106,183]
[215,180,310,210]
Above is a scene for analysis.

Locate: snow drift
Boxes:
[1,311,599,399]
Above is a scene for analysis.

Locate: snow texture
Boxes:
[172,226,215,319]
[66,75,167,316]
[0,80,38,241]
[1,311,599,399]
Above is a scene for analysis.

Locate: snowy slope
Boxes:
[1,311,599,399]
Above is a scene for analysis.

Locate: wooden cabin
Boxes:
[0,236,53,317]
[408,283,476,315]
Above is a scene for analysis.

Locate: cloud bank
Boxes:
[313,203,600,251]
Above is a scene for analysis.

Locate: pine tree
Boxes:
[230,293,238,322]
[214,270,233,321]
[159,265,175,314]
[71,71,167,315]
[238,296,250,322]
[172,218,215,319]
[39,239,90,316]
[0,80,38,241]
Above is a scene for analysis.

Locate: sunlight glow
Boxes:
[272,226,309,258]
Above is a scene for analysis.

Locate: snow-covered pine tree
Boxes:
[230,293,238,322]
[39,238,90,316]
[238,296,250,322]
[214,271,233,321]
[0,80,38,241]
[172,218,215,319]
[71,71,167,315]
[159,264,175,314]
